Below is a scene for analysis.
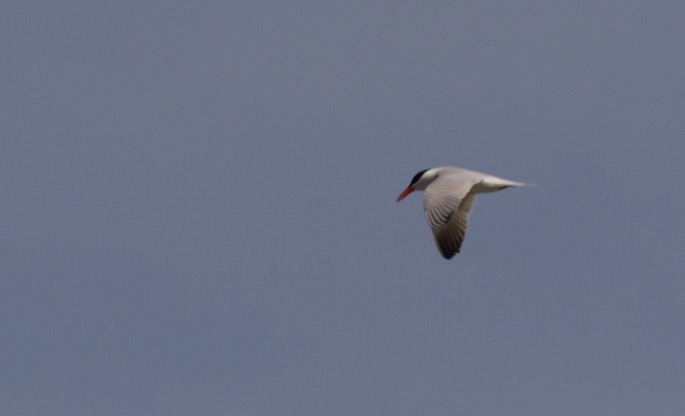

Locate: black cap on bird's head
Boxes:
[409,169,429,186]
[396,169,429,202]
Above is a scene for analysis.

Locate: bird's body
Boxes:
[396,166,528,259]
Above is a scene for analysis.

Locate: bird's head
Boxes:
[396,168,439,202]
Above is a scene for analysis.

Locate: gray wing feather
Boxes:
[423,177,479,259]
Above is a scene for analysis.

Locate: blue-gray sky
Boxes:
[3,1,684,415]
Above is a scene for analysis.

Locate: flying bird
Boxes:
[396,166,528,259]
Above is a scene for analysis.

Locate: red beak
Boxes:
[396,186,414,202]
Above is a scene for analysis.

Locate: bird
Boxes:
[396,166,528,259]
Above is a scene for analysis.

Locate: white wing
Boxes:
[423,176,478,259]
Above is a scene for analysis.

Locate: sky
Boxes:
[2,1,684,415]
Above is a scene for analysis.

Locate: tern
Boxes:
[396,166,528,259]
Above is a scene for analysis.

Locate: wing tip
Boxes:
[440,251,458,260]
[437,240,461,260]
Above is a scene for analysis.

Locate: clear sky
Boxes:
[3,1,684,415]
